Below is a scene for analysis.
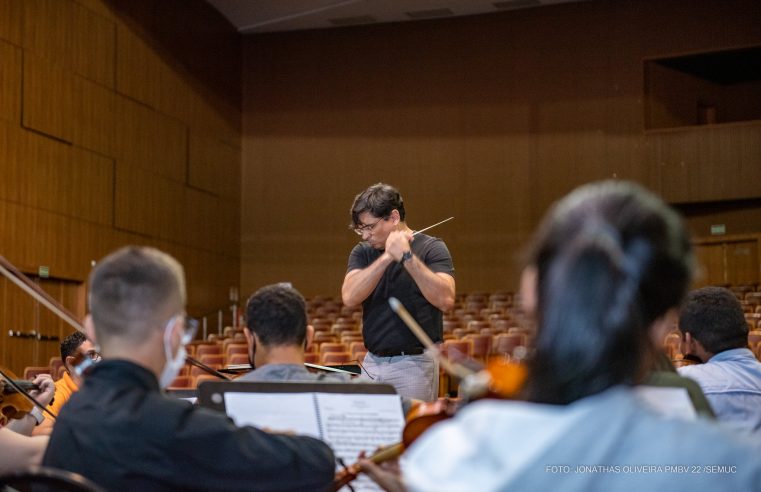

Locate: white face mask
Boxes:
[159,316,187,389]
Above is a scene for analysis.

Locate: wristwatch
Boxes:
[400,250,413,265]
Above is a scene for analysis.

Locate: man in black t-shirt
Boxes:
[341,183,455,401]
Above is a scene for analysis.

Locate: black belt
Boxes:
[372,348,425,357]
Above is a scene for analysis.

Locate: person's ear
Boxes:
[305,324,315,352]
[390,209,400,225]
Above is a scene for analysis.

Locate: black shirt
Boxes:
[347,233,454,354]
[43,360,335,492]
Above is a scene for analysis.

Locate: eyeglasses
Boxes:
[353,217,387,236]
[84,349,102,363]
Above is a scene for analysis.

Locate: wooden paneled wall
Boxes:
[0,0,241,372]
[241,0,761,297]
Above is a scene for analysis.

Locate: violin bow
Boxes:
[185,355,232,380]
[388,297,472,381]
[389,297,492,399]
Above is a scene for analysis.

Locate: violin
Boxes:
[0,367,40,426]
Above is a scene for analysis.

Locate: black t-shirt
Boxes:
[346,233,454,354]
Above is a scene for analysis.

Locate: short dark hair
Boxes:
[350,183,405,228]
[525,181,693,405]
[245,283,307,347]
[678,287,748,354]
[89,247,186,343]
[60,332,87,361]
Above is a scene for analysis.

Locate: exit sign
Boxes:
[710,224,726,235]
[38,265,50,278]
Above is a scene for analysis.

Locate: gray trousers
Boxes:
[362,351,439,401]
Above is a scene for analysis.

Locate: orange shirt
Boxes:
[49,371,79,417]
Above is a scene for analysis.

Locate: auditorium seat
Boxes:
[226,353,249,366]
[663,331,682,359]
[23,366,51,380]
[224,343,248,360]
[313,332,338,346]
[194,374,220,388]
[463,334,492,364]
[492,333,527,359]
[199,354,226,367]
[340,333,364,345]
[321,352,352,365]
[348,341,367,359]
[748,330,761,348]
[190,365,221,380]
[304,353,320,364]
[332,325,359,337]
[168,375,192,389]
[319,342,348,358]
[196,344,223,357]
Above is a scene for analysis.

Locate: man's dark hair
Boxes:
[246,283,307,347]
[60,331,87,361]
[678,286,748,354]
[350,183,405,228]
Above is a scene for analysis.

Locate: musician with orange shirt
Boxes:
[33,332,100,436]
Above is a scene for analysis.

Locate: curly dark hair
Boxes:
[245,283,307,347]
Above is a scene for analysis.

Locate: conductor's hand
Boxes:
[385,231,413,262]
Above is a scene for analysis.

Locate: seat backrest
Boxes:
[321,352,352,365]
[23,366,51,380]
[319,342,348,356]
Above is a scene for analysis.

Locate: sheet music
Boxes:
[222,390,404,492]
[223,392,321,437]
[316,393,405,492]
[633,386,698,420]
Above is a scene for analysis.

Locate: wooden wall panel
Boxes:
[22,53,75,142]
[0,122,114,225]
[0,200,112,281]
[114,164,185,241]
[0,0,22,46]
[242,0,761,296]
[23,0,115,87]
[2,0,241,371]
[114,97,187,182]
[115,21,161,108]
[73,75,116,156]
[0,40,20,123]
[188,131,241,201]
[73,0,115,21]
[726,240,759,286]
[693,243,726,287]
[652,123,761,203]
